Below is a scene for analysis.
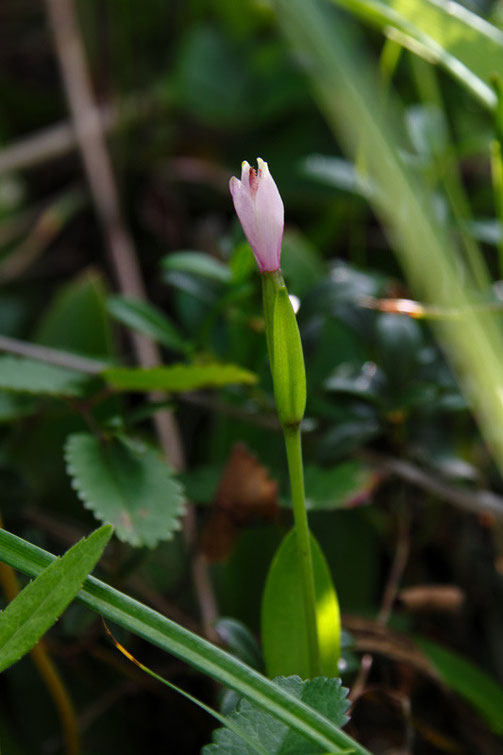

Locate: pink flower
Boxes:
[229,158,284,273]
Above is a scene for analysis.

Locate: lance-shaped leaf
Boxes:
[271,287,306,428]
[0,528,371,755]
[262,529,341,679]
[103,363,257,393]
[0,356,89,397]
[0,525,112,673]
[107,295,189,354]
[65,433,185,548]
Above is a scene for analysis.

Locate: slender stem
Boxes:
[261,269,285,368]
[490,138,503,279]
[283,426,320,678]
[0,529,372,755]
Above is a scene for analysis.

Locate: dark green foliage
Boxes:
[65,433,185,547]
[1,0,503,752]
[203,675,350,754]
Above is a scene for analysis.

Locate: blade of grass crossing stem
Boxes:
[103,622,269,755]
[272,0,503,482]
[0,528,371,755]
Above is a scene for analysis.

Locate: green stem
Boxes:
[490,138,503,280]
[0,528,371,755]
[261,269,285,368]
[283,425,320,678]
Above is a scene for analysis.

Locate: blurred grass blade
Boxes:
[273,0,503,477]
[0,528,371,755]
[104,623,269,755]
[332,0,503,109]
[417,637,503,735]
[0,525,112,672]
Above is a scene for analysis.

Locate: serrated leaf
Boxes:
[0,525,112,673]
[0,529,370,755]
[203,675,350,755]
[0,356,89,397]
[107,295,189,353]
[262,530,341,679]
[103,363,257,393]
[65,433,185,548]
[417,637,503,736]
[162,251,232,282]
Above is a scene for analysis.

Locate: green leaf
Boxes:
[0,525,112,673]
[103,363,257,392]
[262,529,341,679]
[375,312,422,387]
[417,637,503,736]
[203,675,350,754]
[64,433,185,548]
[162,251,232,283]
[302,461,378,510]
[332,0,503,110]
[216,618,264,671]
[173,26,251,127]
[271,288,306,427]
[0,393,37,422]
[0,356,89,397]
[302,155,374,199]
[106,295,189,353]
[35,269,113,358]
[0,529,370,755]
[280,231,325,298]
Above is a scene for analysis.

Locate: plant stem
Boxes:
[283,425,320,678]
[490,138,503,280]
[0,528,371,755]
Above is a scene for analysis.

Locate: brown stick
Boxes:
[44,0,183,467]
[44,0,217,634]
[349,509,410,702]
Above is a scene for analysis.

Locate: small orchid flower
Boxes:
[229,158,284,273]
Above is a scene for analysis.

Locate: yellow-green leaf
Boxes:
[261,529,341,679]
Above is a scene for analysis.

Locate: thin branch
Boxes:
[380,455,503,519]
[343,615,439,681]
[349,509,410,702]
[39,0,216,635]
[0,96,153,177]
[44,0,184,470]
[0,188,87,284]
[0,334,107,374]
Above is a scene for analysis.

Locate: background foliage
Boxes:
[2,0,503,752]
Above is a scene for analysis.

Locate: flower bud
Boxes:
[229,158,284,273]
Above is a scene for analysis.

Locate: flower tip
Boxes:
[229,175,239,197]
[240,160,251,180]
[256,157,269,175]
